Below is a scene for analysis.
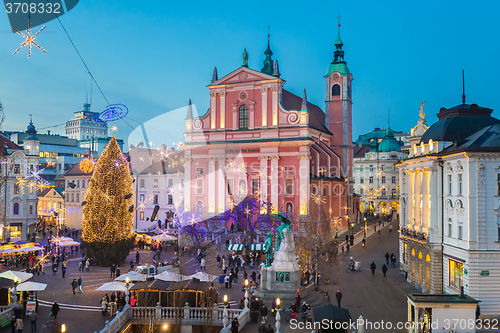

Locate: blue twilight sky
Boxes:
[0,0,499,149]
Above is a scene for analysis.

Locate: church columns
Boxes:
[271,86,279,127]
[415,170,421,226]
[422,169,429,230]
[298,154,310,216]
[184,157,192,212]
[429,167,438,240]
[261,87,268,127]
[259,156,269,208]
[210,92,217,130]
[249,101,255,130]
[219,91,226,129]
[232,102,238,129]
[217,158,225,213]
[208,158,216,214]
[408,170,415,227]
[270,156,279,213]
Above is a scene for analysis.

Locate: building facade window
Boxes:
[323,187,327,196]
[140,194,145,202]
[196,179,203,195]
[403,243,407,263]
[360,177,364,184]
[448,175,452,195]
[239,104,249,130]
[14,184,19,194]
[14,164,20,174]
[286,179,293,196]
[392,189,396,198]
[331,84,341,96]
[71,193,74,202]
[369,177,374,184]
[458,226,463,240]
[239,180,247,195]
[82,180,85,188]
[369,165,373,172]
[381,189,386,197]
[381,165,385,171]
[458,174,462,195]
[153,195,158,205]
[448,223,452,237]
[76,193,79,202]
[251,179,259,195]
[197,201,203,216]
[140,179,145,188]
[29,205,33,215]
[392,176,396,184]
[168,179,173,188]
[360,189,364,196]
[168,195,173,205]
[140,212,144,220]
[286,202,293,217]
[360,166,364,172]
[153,179,158,188]
[77,180,80,188]
[13,203,19,215]
[449,259,463,290]
[382,176,386,184]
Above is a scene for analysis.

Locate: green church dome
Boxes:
[378,128,401,152]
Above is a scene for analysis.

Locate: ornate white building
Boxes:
[353,127,407,215]
[399,101,500,317]
[0,135,39,240]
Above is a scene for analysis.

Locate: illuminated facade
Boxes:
[399,101,500,317]
[184,32,356,237]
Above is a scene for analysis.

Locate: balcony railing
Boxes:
[400,227,428,243]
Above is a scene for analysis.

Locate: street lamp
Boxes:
[223,295,229,328]
[125,277,130,304]
[275,298,281,333]
[163,324,168,330]
[61,324,66,333]
[364,217,367,238]
[244,279,249,309]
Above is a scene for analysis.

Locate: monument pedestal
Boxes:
[255,229,306,305]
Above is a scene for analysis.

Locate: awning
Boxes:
[226,244,245,251]
[248,244,265,251]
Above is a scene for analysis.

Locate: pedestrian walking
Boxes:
[116,266,121,278]
[50,301,60,320]
[260,304,268,322]
[100,297,108,316]
[335,290,342,307]
[62,264,67,278]
[265,323,274,333]
[390,253,396,268]
[200,258,205,270]
[14,317,23,333]
[323,292,331,304]
[78,277,83,293]
[71,279,78,294]
[110,264,116,278]
[382,264,388,277]
[389,224,393,232]
[79,260,82,271]
[29,311,37,333]
[385,252,390,265]
[40,262,44,275]
[341,245,344,254]
[224,274,229,289]
[129,259,135,272]
[230,318,239,333]
[370,261,377,276]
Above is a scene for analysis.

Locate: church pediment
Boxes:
[209,67,280,87]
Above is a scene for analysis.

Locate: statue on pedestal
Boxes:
[264,232,274,267]
[273,212,292,251]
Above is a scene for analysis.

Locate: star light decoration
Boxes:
[111,125,118,132]
[12,19,47,58]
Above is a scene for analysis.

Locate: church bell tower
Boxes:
[325,18,353,178]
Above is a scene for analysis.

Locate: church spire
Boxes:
[301,89,308,111]
[261,33,274,75]
[211,67,218,83]
[272,60,280,77]
[185,99,193,120]
[333,14,345,64]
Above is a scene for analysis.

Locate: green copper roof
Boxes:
[327,62,350,76]
[378,128,402,152]
[261,39,274,75]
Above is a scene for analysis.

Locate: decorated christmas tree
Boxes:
[81,136,135,266]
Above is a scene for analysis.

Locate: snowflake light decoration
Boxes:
[12,20,47,58]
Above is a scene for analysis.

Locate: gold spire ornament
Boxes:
[12,18,47,58]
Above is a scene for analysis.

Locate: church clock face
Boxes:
[239,91,248,101]
[333,74,340,80]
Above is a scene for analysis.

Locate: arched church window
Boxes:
[196,201,203,216]
[286,202,293,218]
[323,187,327,196]
[13,203,19,215]
[239,105,249,130]
[332,84,341,97]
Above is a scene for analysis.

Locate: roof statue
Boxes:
[419,101,426,121]
[242,48,248,68]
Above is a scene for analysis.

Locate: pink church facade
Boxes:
[184,33,356,236]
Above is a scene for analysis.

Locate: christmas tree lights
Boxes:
[81,136,134,265]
